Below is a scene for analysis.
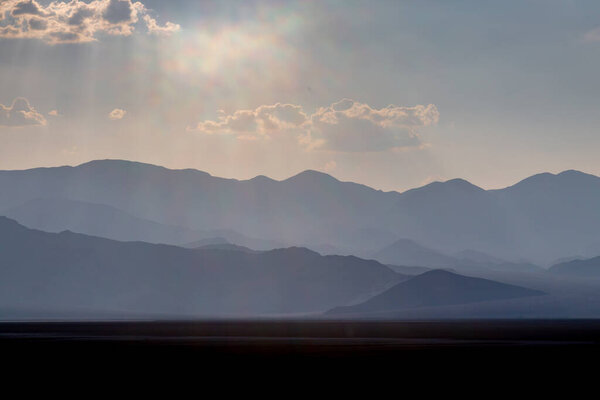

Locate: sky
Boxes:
[1,0,600,192]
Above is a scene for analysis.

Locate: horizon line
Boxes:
[1,158,598,195]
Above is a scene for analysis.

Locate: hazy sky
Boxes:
[2,0,600,192]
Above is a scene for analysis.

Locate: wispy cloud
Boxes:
[0,0,180,44]
[108,108,126,120]
[0,97,46,127]
[190,99,439,152]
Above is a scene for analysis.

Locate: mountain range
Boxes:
[2,160,600,264]
[550,256,600,277]
[368,238,541,273]
[0,217,403,316]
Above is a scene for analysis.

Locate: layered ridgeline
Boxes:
[550,256,600,277]
[328,270,545,316]
[0,217,403,317]
[2,160,600,264]
[369,238,541,273]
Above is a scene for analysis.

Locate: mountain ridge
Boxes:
[7,159,597,193]
[0,217,403,316]
[2,159,600,263]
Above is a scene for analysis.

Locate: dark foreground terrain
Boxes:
[2,320,600,373]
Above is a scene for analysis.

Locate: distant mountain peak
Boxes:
[249,175,276,183]
[433,178,484,192]
[75,159,213,178]
[284,169,339,183]
[403,177,485,197]
[504,169,600,192]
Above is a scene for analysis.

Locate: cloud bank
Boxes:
[191,99,439,152]
[0,97,46,127]
[0,0,180,44]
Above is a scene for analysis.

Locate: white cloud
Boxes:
[108,108,126,120]
[48,109,60,117]
[143,14,180,36]
[0,0,180,44]
[0,97,46,127]
[191,103,309,140]
[190,99,439,152]
[309,99,439,152]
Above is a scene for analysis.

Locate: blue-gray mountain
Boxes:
[550,256,600,277]
[369,238,541,273]
[2,160,600,264]
[0,217,403,317]
[328,270,545,315]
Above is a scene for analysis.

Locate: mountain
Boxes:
[550,256,600,277]
[0,217,402,317]
[3,197,283,249]
[327,270,545,315]
[369,239,541,273]
[3,197,205,245]
[0,160,401,252]
[369,239,457,268]
[2,160,600,263]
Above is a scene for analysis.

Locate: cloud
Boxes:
[143,15,180,36]
[190,99,439,152]
[48,109,60,117]
[192,103,309,140]
[108,108,126,120]
[0,0,180,44]
[0,97,47,127]
[309,99,439,152]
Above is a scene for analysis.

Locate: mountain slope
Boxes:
[328,270,545,315]
[550,256,600,277]
[369,239,457,268]
[0,217,402,317]
[3,197,283,249]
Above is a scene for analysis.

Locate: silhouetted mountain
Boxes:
[0,217,402,317]
[491,170,600,263]
[0,160,400,253]
[550,256,600,277]
[2,160,600,263]
[369,239,541,273]
[328,270,545,315]
[3,197,283,249]
[370,239,456,268]
[4,197,204,244]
